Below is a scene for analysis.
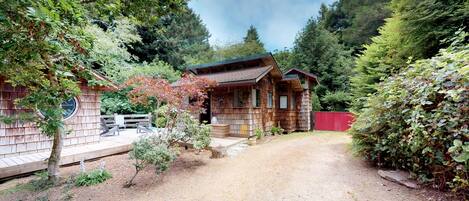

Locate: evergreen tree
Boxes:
[272,48,292,73]
[289,18,352,111]
[129,7,211,69]
[244,25,264,48]
[321,0,392,54]
[350,0,468,111]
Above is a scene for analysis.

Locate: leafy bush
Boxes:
[350,40,468,196]
[270,126,284,135]
[320,91,351,111]
[29,171,54,191]
[75,169,112,187]
[100,88,151,115]
[255,128,264,139]
[180,114,212,150]
[126,137,177,187]
[311,91,322,111]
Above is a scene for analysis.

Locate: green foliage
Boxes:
[100,88,151,115]
[255,128,264,139]
[129,7,211,69]
[84,0,187,25]
[210,41,266,62]
[270,126,284,135]
[75,169,112,187]
[391,0,468,58]
[289,18,352,110]
[0,0,93,136]
[350,41,468,195]
[351,0,468,112]
[350,16,409,111]
[272,48,292,73]
[128,60,181,83]
[85,18,141,83]
[311,91,322,111]
[320,91,351,112]
[244,25,264,48]
[321,0,391,53]
[127,136,177,186]
[180,114,212,150]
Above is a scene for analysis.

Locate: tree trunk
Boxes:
[47,123,64,183]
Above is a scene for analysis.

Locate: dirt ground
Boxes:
[0,131,450,201]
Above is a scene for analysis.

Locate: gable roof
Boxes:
[197,65,273,87]
[182,53,283,87]
[284,68,319,84]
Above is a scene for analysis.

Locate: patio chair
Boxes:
[100,117,120,136]
[114,114,126,129]
[137,122,153,134]
[135,113,153,134]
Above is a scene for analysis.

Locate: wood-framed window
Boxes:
[279,95,288,109]
[267,91,273,108]
[233,89,247,108]
[252,88,260,107]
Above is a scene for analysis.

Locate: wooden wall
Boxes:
[209,75,313,137]
[211,86,252,137]
[0,82,101,158]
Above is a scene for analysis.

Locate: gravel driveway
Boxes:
[132,131,431,201]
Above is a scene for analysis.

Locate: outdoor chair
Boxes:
[136,121,153,134]
[100,117,120,136]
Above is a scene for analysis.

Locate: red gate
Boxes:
[314,112,355,131]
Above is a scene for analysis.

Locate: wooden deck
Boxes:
[0,129,246,179]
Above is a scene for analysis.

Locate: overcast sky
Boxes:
[188,0,335,51]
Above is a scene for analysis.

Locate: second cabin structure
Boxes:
[186,53,318,137]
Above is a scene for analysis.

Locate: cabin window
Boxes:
[252,89,260,107]
[39,97,79,120]
[279,95,288,109]
[233,89,246,107]
[267,92,273,108]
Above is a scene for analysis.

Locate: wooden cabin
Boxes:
[0,72,117,158]
[186,53,318,137]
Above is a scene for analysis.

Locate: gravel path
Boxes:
[132,131,429,201]
[1,131,437,201]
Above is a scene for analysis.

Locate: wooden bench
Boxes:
[101,113,152,130]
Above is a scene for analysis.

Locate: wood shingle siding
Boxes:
[0,81,101,158]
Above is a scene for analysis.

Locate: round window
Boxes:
[39,97,79,120]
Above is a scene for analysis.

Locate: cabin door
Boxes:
[200,92,211,124]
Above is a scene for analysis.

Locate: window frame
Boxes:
[38,97,79,121]
[279,95,288,109]
[233,89,246,108]
[267,91,273,108]
[252,88,261,108]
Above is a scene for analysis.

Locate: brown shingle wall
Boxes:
[0,82,101,158]
[211,86,252,137]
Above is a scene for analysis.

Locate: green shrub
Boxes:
[126,137,177,187]
[270,126,284,135]
[350,39,468,196]
[255,128,264,139]
[179,113,212,150]
[75,169,112,187]
[320,91,351,111]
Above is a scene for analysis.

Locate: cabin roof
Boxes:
[197,65,273,87]
[187,53,272,72]
[284,68,319,84]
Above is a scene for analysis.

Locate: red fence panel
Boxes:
[314,112,355,131]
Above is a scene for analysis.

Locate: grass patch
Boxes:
[75,169,112,187]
